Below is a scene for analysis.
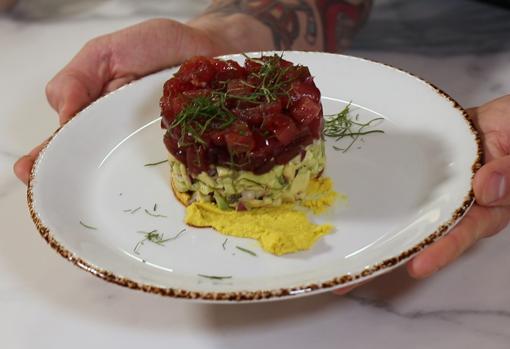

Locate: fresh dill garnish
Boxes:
[79,220,97,230]
[144,159,168,167]
[123,208,132,212]
[153,203,158,212]
[167,228,186,241]
[169,96,236,147]
[130,206,141,214]
[238,53,296,104]
[323,103,384,152]
[197,274,232,280]
[241,52,263,64]
[222,238,228,250]
[144,208,167,218]
[133,228,186,255]
[133,229,157,254]
[235,246,257,257]
[168,53,297,148]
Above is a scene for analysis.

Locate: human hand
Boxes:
[407,94,510,278]
[13,14,274,184]
[333,95,510,295]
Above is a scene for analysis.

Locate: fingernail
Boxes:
[13,155,31,185]
[485,172,506,204]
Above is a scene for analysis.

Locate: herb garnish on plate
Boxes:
[235,246,258,257]
[323,103,384,152]
[79,220,98,230]
[133,228,185,255]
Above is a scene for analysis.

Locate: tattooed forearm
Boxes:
[205,0,372,52]
[315,0,372,52]
[206,0,318,50]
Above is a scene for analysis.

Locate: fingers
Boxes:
[45,19,184,123]
[45,19,220,125]
[103,75,139,94]
[47,70,104,124]
[467,98,510,163]
[407,96,510,279]
[473,155,510,206]
[46,36,112,124]
[17,19,225,186]
[332,284,359,296]
[467,94,510,130]
[407,204,510,279]
[13,140,49,185]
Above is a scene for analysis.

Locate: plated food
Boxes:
[28,51,480,301]
[160,54,340,255]
[161,54,326,210]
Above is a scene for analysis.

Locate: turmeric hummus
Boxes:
[184,177,341,255]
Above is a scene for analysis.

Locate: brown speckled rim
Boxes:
[27,51,482,302]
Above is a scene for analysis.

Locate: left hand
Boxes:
[407,94,510,278]
[13,15,273,185]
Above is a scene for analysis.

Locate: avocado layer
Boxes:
[170,140,325,210]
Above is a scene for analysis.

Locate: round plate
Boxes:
[28,51,481,302]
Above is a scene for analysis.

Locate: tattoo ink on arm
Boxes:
[205,0,372,52]
[206,0,318,50]
[315,0,372,52]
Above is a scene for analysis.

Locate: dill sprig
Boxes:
[79,220,97,230]
[144,208,167,218]
[126,206,141,214]
[133,228,186,255]
[144,159,168,167]
[323,103,384,152]
[197,274,232,280]
[169,96,236,147]
[235,246,257,257]
[239,53,295,104]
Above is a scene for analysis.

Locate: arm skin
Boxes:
[202,0,373,52]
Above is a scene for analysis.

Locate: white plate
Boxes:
[28,51,480,302]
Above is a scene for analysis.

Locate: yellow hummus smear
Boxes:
[302,177,343,214]
[185,202,332,255]
[184,177,343,255]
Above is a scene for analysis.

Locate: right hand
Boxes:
[13,15,272,184]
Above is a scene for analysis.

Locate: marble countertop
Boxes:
[2,1,510,348]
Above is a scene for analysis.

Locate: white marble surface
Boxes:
[2,1,510,348]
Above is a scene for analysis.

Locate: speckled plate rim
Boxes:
[27,51,482,302]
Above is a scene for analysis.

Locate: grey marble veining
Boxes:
[352,0,510,55]
[348,294,510,340]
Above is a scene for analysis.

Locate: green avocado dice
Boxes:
[169,140,325,209]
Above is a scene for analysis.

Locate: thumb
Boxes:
[473,154,510,206]
[46,70,101,124]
